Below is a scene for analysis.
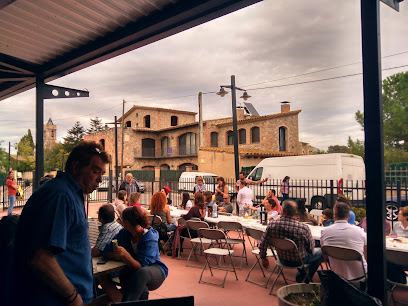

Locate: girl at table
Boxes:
[104,206,168,301]
[180,192,193,210]
[215,177,228,203]
[150,191,176,233]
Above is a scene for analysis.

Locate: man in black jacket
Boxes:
[119,173,139,197]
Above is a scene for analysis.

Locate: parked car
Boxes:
[386,194,408,221]
[135,180,146,193]
[98,175,116,192]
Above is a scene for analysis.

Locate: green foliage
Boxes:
[15,129,35,172]
[347,137,365,159]
[88,117,105,134]
[44,143,67,172]
[63,121,86,152]
[315,149,327,154]
[327,145,350,154]
[354,71,408,164]
[352,207,366,223]
[0,141,11,174]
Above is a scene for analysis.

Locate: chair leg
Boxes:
[229,252,239,281]
[199,255,211,284]
[269,267,283,295]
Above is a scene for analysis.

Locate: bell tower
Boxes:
[44,117,56,149]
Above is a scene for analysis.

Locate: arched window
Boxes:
[210,132,218,147]
[99,139,105,150]
[171,116,178,126]
[239,129,246,144]
[160,164,170,170]
[227,131,234,145]
[251,126,260,143]
[161,137,170,157]
[142,138,155,157]
[126,121,131,127]
[279,127,287,151]
[144,115,151,128]
[179,133,197,155]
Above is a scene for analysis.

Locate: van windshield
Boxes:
[203,176,217,184]
[249,167,263,181]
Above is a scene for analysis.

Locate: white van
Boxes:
[247,153,366,209]
[178,172,218,193]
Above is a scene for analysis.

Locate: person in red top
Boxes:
[6,171,18,215]
[264,189,281,213]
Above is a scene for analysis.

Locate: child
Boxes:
[321,208,334,227]
[128,192,142,208]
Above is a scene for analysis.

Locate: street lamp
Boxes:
[217,75,251,182]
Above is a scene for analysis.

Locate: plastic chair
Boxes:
[268,237,311,295]
[197,228,238,288]
[321,245,367,291]
[245,227,277,288]
[309,209,323,223]
[185,220,212,268]
[387,249,408,305]
[217,221,248,269]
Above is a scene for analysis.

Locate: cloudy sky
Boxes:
[1,0,408,154]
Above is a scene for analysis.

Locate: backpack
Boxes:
[151,215,168,242]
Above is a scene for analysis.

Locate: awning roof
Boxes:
[0,0,261,101]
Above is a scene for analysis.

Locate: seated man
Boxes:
[259,200,323,282]
[219,194,233,213]
[92,204,123,257]
[320,202,367,281]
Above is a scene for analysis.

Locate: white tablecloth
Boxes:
[169,206,408,253]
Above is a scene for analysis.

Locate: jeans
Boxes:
[167,224,177,246]
[122,265,165,301]
[8,195,16,215]
[280,248,323,281]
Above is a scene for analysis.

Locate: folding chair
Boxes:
[245,227,277,288]
[309,209,322,223]
[185,220,212,268]
[88,217,101,247]
[321,245,367,291]
[197,228,238,288]
[386,249,408,305]
[268,237,310,295]
[175,218,192,260]
[217,221,248,269]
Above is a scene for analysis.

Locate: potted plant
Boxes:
[277,283,321,306]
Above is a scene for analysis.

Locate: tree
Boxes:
[88,117,104,134]
[63,121,86,152]
[327,145,350,154]
[44,143,67,172]
[354,71,408,164]
[347,137,364,159]
[15,129,35,172]
[0,141,10,176]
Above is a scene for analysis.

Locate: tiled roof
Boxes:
[199,147,299,157]
[214,110,301,127]
[119,105,197,122]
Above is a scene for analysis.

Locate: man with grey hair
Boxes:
[119,173,139,197]
[259,200,323,283]
[321,202,367,281]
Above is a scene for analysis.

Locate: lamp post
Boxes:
[217,75,251,182]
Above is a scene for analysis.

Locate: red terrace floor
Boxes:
[3,202,408,305]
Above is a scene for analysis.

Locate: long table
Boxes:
[169,206,408,253]
[92,257,127,276]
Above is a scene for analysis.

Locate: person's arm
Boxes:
[223,185,228,195]
[113,246,141,270]
[183,206,197,220]
[30,248,83,306]
[165,207,172,224]
[307,214,318,226]
[249,178,268,185]
[119,182,126,191]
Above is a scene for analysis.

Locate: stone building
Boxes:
[85,103,308,178]
[44,117,56,149]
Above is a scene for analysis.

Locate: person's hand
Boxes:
[264,178,268,182]
[261,258,269,269]
[114,246,129,259]
[219,207,226,212]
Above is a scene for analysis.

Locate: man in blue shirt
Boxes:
[11,141,110,306]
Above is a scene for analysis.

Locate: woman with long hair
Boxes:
[180,192,192,210]
[297,198,318,225]
[280,176,290,200]
[149,192,176,233]
[6,171,18,215]
[214,177,228,203]
[104,206,168,301]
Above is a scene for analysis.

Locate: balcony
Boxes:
[134,145,197,159]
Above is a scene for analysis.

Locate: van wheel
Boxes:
[311,196,327,210]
